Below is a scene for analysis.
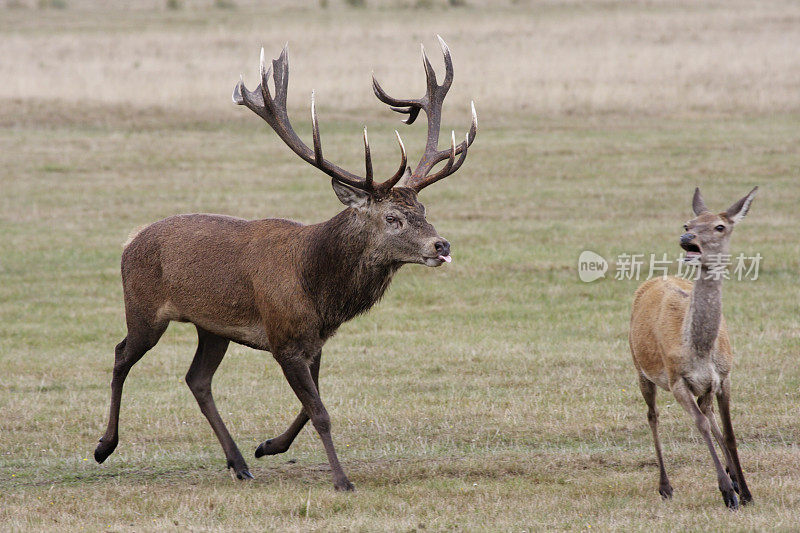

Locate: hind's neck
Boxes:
[685,268,723,357]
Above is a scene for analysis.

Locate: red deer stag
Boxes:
[94,36,477,491]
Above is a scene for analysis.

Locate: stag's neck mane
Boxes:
[685,267,724,357]
[302,209,400,330]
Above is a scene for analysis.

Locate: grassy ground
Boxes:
[2,2,799,531]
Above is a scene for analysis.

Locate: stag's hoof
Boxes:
[255,439,288,458]
[227,458,253,480]
[721,488,739,510]
[94,437,117,464]
[658,483,673,500]
[237,469,254,480]
[334,479,355,492]
[740,491,753,506]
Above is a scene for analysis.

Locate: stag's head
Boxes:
[680,186,758,265]
[233,36,476,267]
[330,181,449,266]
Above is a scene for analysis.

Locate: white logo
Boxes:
[578,250,608,282]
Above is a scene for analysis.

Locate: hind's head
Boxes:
[680,186,758,265]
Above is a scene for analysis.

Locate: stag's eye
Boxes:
[385,215,401,228]
[715,224,725,232]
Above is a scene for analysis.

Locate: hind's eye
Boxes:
[715,225,725,232]
[386,215,395,223]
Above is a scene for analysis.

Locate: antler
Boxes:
[233,45,407,195]
[372,35,477,192]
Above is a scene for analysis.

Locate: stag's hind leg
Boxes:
[255,350,320,458]
[638,373,673,499]
[186,327,252,480]
[95,320,168,463]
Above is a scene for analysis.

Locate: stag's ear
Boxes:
[725,186,758,224]
[692,187,708,216]
[332,179,370,209]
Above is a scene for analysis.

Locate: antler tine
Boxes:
[376,130,408,192]
[232,74,245,104]
[235,45,410,195]
[372,75,422,125]
[363,127,373,189]
[442,101,477,175]
[447,129,472,175]
[436,34,454,93]
[311,91,323,165]
[421,44,438,93]
[259,47,274,113]
[271,44,289,106]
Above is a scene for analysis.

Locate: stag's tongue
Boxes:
[438,255,452,263]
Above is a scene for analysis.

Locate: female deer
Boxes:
[629,186,757,509]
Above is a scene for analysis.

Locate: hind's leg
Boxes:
[672,378,738,509]
[185,327,252,480]
[255,350,320,457]
[639,373,673,499]
[717,377,753,504]
[698,392,740,494]
[95,320,167,463]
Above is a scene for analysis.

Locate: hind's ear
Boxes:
[725,186,758,224]
[332,179,370,209]
[692,187,708,216]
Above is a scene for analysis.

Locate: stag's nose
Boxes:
[434,240,450,257]
[680,233,695,245]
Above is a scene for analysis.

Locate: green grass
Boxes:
[2,3,800,531]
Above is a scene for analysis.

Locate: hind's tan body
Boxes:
[630,276,732,395]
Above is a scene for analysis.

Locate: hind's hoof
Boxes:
[726,467,741,494]
[722,488,739,510]
[334,479,355,492]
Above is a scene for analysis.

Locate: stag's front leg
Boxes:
[276,350,353,491]
[255,350,320,457]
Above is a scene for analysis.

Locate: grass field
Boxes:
[2,1,799,531]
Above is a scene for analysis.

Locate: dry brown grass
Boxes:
[2,1,799,116]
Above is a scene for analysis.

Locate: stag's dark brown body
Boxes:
[124,210,400,351]
[95,37,476,491]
